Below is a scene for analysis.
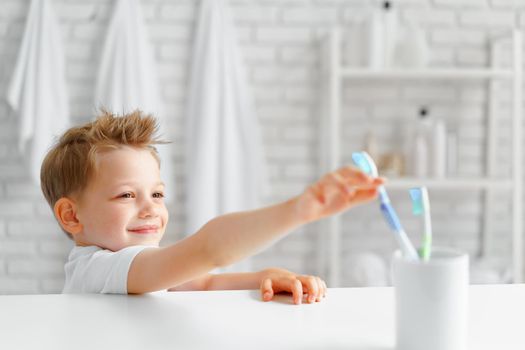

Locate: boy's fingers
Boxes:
[373,177,386,185]
[299,275,319,303]
[316,277,325,302]
[322,170,385,201]
[338,166,370,182]
[326,173,356,198]
[352,188,379,203]
[326,173,384,203]
[260,278,273,302]
[292,279,303,305]
[337,166,386,187]
[346,176,385,188]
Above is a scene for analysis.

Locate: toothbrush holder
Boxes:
[392,247,469,350]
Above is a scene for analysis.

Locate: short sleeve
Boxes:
[63,245,152,294]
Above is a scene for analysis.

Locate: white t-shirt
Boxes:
[63,245,152,294]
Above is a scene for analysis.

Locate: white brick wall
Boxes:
[0,0,520,294]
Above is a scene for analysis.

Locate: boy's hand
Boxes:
[295,166,384,224]
[259,268,327,305]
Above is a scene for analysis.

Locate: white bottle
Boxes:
[364,9,385,69]
[446,131,458,176]
[382,1,398,68]
[431,119,447,178]
[414,134,428,178]
[412,108,431,178]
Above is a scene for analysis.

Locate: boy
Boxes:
[40,110,384,304]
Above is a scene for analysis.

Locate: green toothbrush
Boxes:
[409,187,432,261]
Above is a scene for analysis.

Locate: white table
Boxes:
[0,285,524,349]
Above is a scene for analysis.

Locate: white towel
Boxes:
[7,0,69,185]
[94,0,174,203]
[186,0,268,271]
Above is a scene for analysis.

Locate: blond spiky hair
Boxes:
[40,110,164,238]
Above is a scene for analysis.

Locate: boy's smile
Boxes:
[127,225,161,234]
[73,146,169,251]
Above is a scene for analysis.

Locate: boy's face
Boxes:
[73,146,169,251]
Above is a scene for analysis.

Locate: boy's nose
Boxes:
[138,200,160,219]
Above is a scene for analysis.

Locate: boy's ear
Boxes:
[54,197,83,235]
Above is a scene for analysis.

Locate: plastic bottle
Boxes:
[431,119,447,178]
[446,131,458,176]
[413,135,428,178]
[363,1,398,69]
[412,107,431,177]
[382,1,398,68]
[363,7,384,69]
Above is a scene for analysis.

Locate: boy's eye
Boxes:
[153,192,164,199]
[120,192,134,199]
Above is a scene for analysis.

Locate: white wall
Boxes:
[0,0,522,294]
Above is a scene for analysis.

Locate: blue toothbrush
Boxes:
[409,187,432,261]
[352,151,419,260]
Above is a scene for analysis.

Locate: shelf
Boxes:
[339,68,514,80]
[321,28,523,285]
[384,178,513,190]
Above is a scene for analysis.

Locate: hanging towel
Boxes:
[186,0,268,271]
[94,0,174,202]
[7,0,69,185]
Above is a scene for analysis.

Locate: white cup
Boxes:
[392,247,469,350]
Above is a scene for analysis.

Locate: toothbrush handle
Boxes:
[380,202,402,232]
[380,203,419,260]
[378,186,389,203]
[421,210,433,261]
[420,233,432,261]
[396,229,419,260]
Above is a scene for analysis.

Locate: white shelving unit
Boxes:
[320,28,523,286]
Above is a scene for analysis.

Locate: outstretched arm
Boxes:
[128,166,383,294]
[128,198,301,294]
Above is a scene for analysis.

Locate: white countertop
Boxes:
[0,285,524,349]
